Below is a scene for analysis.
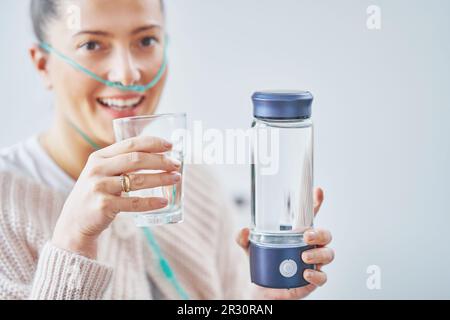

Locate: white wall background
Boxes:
[1,0,449,299]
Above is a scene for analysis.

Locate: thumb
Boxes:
[313,187,324,217]
[236,228,250,254]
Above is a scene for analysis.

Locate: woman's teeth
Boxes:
[97,97,144,110]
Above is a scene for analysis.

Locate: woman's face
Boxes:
[35,0,166,145]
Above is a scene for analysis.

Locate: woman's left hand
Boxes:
[236,187,334,300]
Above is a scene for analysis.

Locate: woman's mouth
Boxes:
[96,95,145,118]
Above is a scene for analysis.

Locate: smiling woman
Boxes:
[29,0,168,153]
[0,0,334,300]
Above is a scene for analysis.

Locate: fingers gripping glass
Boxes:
[113,113,187,226]
[39,36,169,93]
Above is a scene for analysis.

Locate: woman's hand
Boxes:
[236,188,334,299]
[52,136,181,259]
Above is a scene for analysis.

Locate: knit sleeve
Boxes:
[29,242,113,300]
[216,196,254,299]
[204,169,254,299]
[0,171,113,300]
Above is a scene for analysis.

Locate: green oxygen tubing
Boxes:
[42,34,189,299]
[39,36,169,93]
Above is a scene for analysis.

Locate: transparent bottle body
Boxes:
[250,118,314,247]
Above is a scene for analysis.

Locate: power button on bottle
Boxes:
[279,259,298,278]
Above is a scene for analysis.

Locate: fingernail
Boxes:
[306,231,316,241]
[304,270,314,280]
[171,172,181,182]
[172,159,181,168]
[303,252,314,262]
[159,198,168,205]
[164,141,173,149]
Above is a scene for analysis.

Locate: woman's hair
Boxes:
[30,0,59,42]
[30,0,165,42]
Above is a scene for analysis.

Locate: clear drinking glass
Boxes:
[112,113,187,226]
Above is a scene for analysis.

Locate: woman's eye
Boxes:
[140,36,157,47]
[81,41,101,51]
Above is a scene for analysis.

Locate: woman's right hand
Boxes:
[51,136,181,259]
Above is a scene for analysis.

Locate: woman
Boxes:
[0,0,334,300]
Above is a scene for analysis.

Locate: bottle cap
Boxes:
[252,90,313,120]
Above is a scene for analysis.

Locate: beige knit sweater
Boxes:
[0,163,253,300]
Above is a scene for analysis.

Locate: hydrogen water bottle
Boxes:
[250,91,315,289]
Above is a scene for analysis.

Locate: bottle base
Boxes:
[249,241,314,289]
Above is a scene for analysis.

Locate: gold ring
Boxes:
[120,174,131,193]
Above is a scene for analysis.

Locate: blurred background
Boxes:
[1,0,449,299]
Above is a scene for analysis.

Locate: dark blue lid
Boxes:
[252,90,313,120]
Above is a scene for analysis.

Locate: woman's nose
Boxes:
[107,49,142,86]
